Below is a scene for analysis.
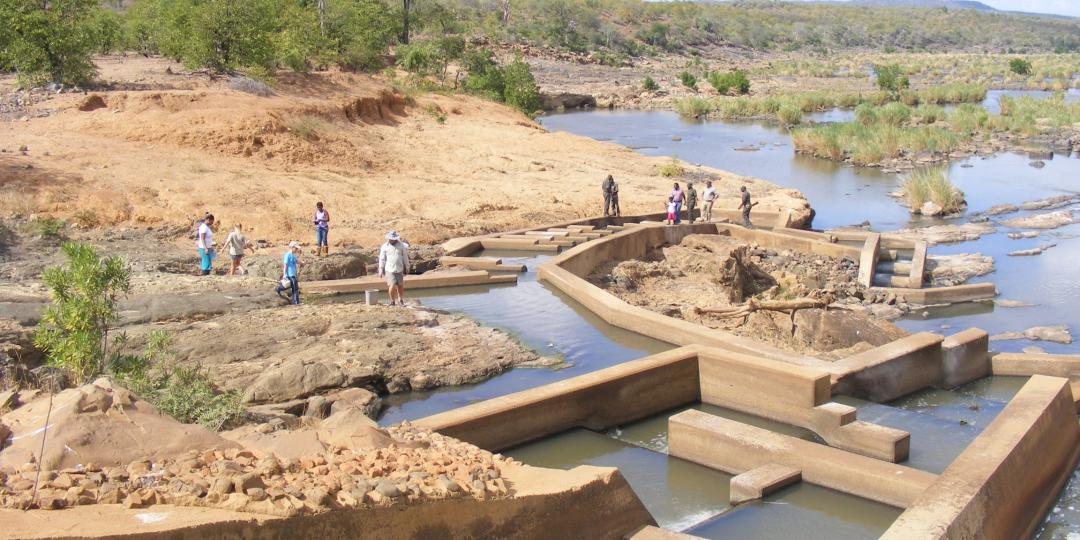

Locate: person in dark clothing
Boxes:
[610,178,621,216]
[738,186,755,228]
[602,175,615,216]
[686,182,698,223]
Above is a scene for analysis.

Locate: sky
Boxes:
[837,0,1080,17]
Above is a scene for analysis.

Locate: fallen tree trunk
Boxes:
[692,297,828,321]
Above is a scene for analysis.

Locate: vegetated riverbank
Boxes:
[790,93,1080,169]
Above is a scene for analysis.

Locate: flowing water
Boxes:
[361,97,1080,537]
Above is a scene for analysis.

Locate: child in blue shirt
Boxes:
[275,241,302,305]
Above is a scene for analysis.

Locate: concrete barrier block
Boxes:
[938,328,990,388]
[857,233,881,288]
[882,375,1080,540]
[814,402,857,426]
[991,352,1080,378]
[729,463,802,505]
[909,240,928,288]
[306,271,517,294]
[668,409,936,508]
[698,350,831,409]
[830,332,945,402]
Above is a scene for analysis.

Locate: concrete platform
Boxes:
[438,256,527,272]
[627,526,705,540]
[305,271,517,294]
[668,409,937,508]
[829,333,945,402]
[729,463,802,505]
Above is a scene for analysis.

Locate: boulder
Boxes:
[243,358,346,404]
[985,204,1018,216]
[317,407,394,451]
[918,201,944,216]
[327,387,382,419]
[1002,210,1076,230]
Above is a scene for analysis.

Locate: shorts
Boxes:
[666,212,676,221]
[385,272,404,287]
[231,254,244,263]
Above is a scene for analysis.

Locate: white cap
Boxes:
[288,241,301,249]
[386,230,401,241]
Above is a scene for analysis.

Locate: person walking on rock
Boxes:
[602,175,616,216]
[686,182,698,224]
[670,183,684,224]
[378,230,410,306]
[313,202,330,256]
[224,223,255,276]
[739,186,756,229]
[275,241,302,305]
[196,214,216,276]
[702,181,717,222]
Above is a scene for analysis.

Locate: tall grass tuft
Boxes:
[902,168,964,214]
[675,96,711,118]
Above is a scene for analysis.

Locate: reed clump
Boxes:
[902,168,964,213]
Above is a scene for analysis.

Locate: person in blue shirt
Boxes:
[275,241,302,305]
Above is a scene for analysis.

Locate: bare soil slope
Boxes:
[0,56,810,248]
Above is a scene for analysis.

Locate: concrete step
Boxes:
[877,249,913,263]
[876,261,912,275]
[872,274,912,288]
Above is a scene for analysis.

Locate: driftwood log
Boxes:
[692,297,829,326]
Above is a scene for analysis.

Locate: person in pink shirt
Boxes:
[669,183,684,224]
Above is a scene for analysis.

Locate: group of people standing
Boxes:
[193,202,412,307]
[600,175,754,228]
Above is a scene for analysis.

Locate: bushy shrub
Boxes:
[1009,58,1032,75]
[462,49,505,100]
[503,58,542,115]
[33,242,131,384]
[659,155,683,177]
[642,75,659,91]
[874,63,910,94]
[110,331,243,431]
[679,71,697,90]
[707,70,750,95]
[396,40,438,74]
[325,0,397,72]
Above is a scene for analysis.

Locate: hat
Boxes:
[385,230,401,241]
[288,241,301,249]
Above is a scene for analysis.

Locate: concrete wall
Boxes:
[668,409,937,508]
[415,347,701,451]
[882,375,1080,540]
[828,333,945,402]
[938,328,990,388]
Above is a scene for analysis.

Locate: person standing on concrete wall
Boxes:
[686,182,698,223]
[610,177,621,217]
[275,241,302,305]
[196,214,216,276]
[738,186,756,228]
[702,181,717,222]
[602,175,616,216]
[378,230,410,306]
[313,202,330,257]
[669,183,684,224]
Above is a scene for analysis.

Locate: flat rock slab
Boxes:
[729,463,802,505]
[991,325,1072,345]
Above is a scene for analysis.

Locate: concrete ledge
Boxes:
[668,409,937,508]
[857,233,881,288]
[881,375,1080,539]
[938,328,990,388]
[729,463,802,505]
[438,256,527,273]
[871,282,998,304]
[698,349,910,462]
[715,224,860,259]
[306,271,517,294]
[415,347,701,451]
[991,352,1080,378]
[480,238,561,252]
[829,332,945,402]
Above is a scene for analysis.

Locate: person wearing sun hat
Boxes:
[378,230,410,306]
[275,241,303,305]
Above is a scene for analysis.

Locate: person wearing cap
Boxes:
[378,231,410,306]
[275,241,302,305]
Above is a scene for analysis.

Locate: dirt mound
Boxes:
[0,379,236,471]
[342,90,410,124]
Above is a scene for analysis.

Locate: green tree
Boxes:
[502,57,541,115]
[33,242,131,384]
[874,63,910,95]
[1009,58,1032,75]
[323,0,397,72]
[1,0,102,87]
[462,48,504,99]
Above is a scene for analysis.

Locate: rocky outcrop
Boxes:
[540,92,597,111]
[926,253,994,287]
[0,379,236,471]
[991,325,1072,345]
[1002,210,1076,230]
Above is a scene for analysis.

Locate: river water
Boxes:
[369,93,1079,537]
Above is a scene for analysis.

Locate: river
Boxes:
[370,94,1079,538]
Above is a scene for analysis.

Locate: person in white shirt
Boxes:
[702,181,718,223]
[378,230,410,306]
[196,214,216,276]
